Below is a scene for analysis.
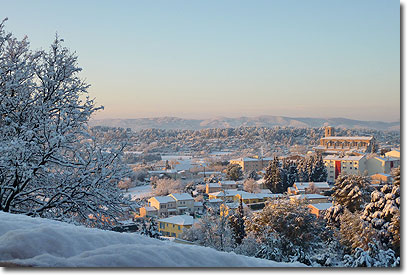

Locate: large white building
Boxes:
[323,155,367,183]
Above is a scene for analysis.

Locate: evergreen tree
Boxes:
[331,174,373,213]
[148,217,161,238]
[288,161,298,187]
[263,157,283,193]
[247,170,258,180]
[312,154,327,182]
[229,199,246,246]
[226,164,243,181]
[306,156,315,182]
[297,159,309,182]
[140,219,150,236]
[361,166,400,255]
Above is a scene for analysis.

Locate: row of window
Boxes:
[159,223,182,230]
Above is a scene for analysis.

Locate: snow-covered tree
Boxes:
[247,170,258,180]
[343,243,399,267]
[0,20,130,228]
[245,199,332,265]
[326,175,373,225]
[361,166,400,255]
[181,206,234,252]
[229,199,246,245]
[140,219,150,236]
[226,164,243,181]
[152,178,184,196]
[263,157,283,193]
[148,217,161,239]
[311,154,327,182]
[243,178,260,193]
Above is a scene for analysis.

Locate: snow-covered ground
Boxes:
[0,212,306,267]
[124,185,153,200]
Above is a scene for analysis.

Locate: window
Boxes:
[178,226,181,230]
[350,167,352,169]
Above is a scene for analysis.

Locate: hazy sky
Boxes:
[1,0,400,122]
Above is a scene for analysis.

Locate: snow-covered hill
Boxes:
[89,116,399,131]
[0,212,305,267]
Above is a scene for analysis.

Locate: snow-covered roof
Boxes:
[236,191,261,200]
[149,196,175,204]
[169,193,193,201]
[230,157,273,162]
[219,180,236,185]
[256,192,284,199]
[158,215,196,226]
[323,155,365,161]
[142,206,157,212]
[148,169,178,174]
[208,190,239,197]
[207,183,222,188]
[294,182,330,190]
[290,194,328,200]
[320,136,373,140]
[374,156,400,162]
[208,198,223,203]
[308,203,333,211]
[371,173,392,177]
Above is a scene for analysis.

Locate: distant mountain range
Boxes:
[89,116,400,131]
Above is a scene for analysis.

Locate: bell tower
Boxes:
[325,126,335,137]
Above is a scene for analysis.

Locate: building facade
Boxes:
[316,126,376,153]
[323,155,367,183]
[229,156,273,172]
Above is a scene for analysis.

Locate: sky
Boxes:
[1,0,400,122]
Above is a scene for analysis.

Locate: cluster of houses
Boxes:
[131,127,400,240]
[136,178,337,238]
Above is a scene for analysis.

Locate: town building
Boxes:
[370,173,393,184]
[287,182,331,195]
[323,154,366,183]
[206,183,222,194]
[366,156,400,176]
[148,196,176,217]
[157,215,196,238]
[148,193,194,217]
[315,126,376,154]
[308,203,333,218]
[385,149,400,159]
[219,180,237,190]
[168,193,195,214]
[229,156,273,172]
[138,206,158,218]
[289,194,330,204]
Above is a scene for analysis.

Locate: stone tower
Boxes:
[325,126,335,137]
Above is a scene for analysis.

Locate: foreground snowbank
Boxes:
[0,212,304,267]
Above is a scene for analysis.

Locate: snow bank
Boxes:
[0,212,305,267]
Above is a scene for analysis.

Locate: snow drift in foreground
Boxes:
[0,212,305,267]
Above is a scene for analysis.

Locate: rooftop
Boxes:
[169,193,194,201]
[294,182,330,190]
[308,202,333,211]
[321,136,373,141]
[158,215,196,226]
[149,196,175,204]
[323,155,365,161]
